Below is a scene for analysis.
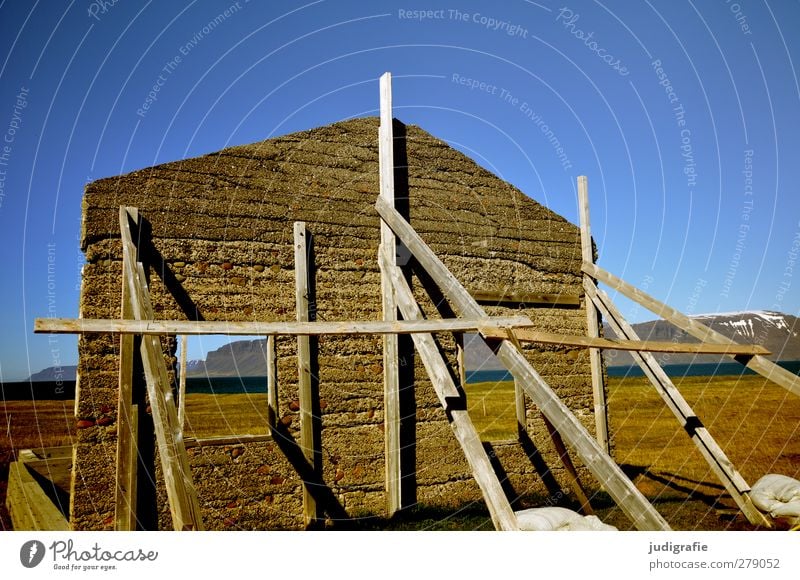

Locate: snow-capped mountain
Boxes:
[604,310,800,366]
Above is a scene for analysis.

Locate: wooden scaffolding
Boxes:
[36,73,799,532]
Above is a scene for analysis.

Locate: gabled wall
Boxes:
[73,117,604,530]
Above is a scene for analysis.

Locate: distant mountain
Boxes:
[187,333,502,378]
[28,365,77,382]
[185,340,269,377]
[604,310,800,366]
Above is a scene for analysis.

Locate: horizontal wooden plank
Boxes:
[470,289,581,307]
[479,327,771,356]
[35,316,534,336]
[184,434,273,448]
[583,261,800,398]
[6,461,70,531]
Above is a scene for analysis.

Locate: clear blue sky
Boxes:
[0,1,798,380]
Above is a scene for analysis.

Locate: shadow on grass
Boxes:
[328,504,495,531]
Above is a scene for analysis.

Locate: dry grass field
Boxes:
[464,380,520,441]
[599,373,800,530]
[2,372,798,530]
[183,392,271,440]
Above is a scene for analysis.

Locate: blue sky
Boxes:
[0,0,798,380]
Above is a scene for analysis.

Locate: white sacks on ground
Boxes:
[750,474,800,524]
[516,507,617,531]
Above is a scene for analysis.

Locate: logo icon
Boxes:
[20,540,46,568]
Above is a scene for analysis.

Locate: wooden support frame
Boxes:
[294,221,321,527]
[178,335,187,428]
[266,335,278,434]
[37,316,533,337]
[379,71,402,516]
[376,195,671,530]
[118,207,204,531]
[578,176,610,454]
[469,289,581,307]
[584,280,772,527]
[6,459,70,531]
[114,208,138,531]
[583,262,800,398]
[387,266,519,530]
[478,327,770,356]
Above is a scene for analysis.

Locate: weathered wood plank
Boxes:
[585,280,772,527]
[6,461,70,531]
[120,207,204,531]
[267,335,278,434]
[35,316,534,336]
[115,205,138,531]
[540,413,594,515]
[578,176,610,453]
[389,267,518,530]
[294,221,319,527]
[184,434,273,448]
[583,262,800,398]
[376,196,670,530]
[478,327,770,355]
[469,289,581,307]
[379,71,402,517]
[178,335,187,428]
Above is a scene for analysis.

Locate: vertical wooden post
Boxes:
[577,176,610,454]
[266,335,278,434]
[455,334,467,387]
[115,207,138,531]
[294,221,319,527]
[119,207,204,531]
[178,335,187,428]
[514,379,526,436]
[379,71,402,516]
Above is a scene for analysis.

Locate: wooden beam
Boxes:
[35,316,534,337]
[578,176,610,453]
[379,71,402,517]
[585,280,772,527]
[583,262,800,398]
[294,222,320,528]
[540,413,594,515]
[470,289,581,307]
[6,461,70,531]
[119,207,204,531]
[184,434,273,448]
[478,327,770,356]
[178,335,187,428]
[114,205,138,531]
[266,335,278,434]
[389,267,518,530]
[376,196,670,530]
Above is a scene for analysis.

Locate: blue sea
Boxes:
[185,375,267,394]
[6,361,799,399]
[606,360,800,378]
[466,360,800,383]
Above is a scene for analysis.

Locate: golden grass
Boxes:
[2,372,798,530]
[463,380,518,441]
[608,374,800,500]
[183,393,271,440]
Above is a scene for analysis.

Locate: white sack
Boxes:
[516,507,617,531]
[750,474,800,522]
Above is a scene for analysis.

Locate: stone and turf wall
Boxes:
[73,117,605,530]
